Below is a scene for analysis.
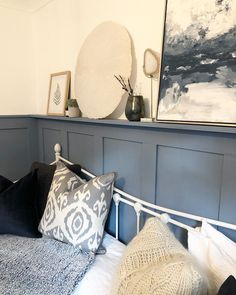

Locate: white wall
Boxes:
[0,6,34,115]
[32,0,166,117]
[0,0,166,117]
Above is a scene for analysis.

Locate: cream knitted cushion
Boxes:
[116,256,207,295]
[113,217,208,295]
[116,217,187,279]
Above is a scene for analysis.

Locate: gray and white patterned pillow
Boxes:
[39,162,116,253]
[38,161,84,235]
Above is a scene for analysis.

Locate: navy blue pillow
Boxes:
[31,162,82,222]
[217,276,236,295]
[0,170,40,238]
[0,175,13,193]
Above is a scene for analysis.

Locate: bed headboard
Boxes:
[54,143,236,245]
[39,120,236,244]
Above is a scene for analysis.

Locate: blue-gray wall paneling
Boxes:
[1,116,236,242]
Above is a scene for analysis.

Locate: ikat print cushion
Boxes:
[39,161,116,252]
[31,161,82,222]
[38,161,85,233]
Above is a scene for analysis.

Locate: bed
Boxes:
[73,233,125,295]
[0,143,235,295]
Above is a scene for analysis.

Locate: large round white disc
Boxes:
[75,22,132,119]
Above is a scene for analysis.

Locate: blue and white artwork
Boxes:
[157,0,236,124]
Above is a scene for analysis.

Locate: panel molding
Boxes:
[36,118,236,242]
[0,116,236,242]
[0,117,38,179]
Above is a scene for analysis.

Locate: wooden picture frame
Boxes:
[156,0,236,126]
[47,71,71,116]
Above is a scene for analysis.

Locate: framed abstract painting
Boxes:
[157,0,236,125]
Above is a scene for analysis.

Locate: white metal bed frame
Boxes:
[53,143,236,240]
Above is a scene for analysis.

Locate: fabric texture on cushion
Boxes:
[201,221,236,263]
[188,229,236,294]
[116,217,187,276]
[0,234,95,295]
[31,161,82,222]
[113,217,208,295]
[39,161,116,252]
[217,276,236,295]
[116,256,207,295]
[0,175,13,193]
[0,170,40,238]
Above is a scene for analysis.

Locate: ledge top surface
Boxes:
[1,114,236,135]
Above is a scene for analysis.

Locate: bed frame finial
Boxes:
[54,143,61,161]
[113,193,121,240]
[134,202,143,233]
[160,213,170,224]
[113,193,120,205]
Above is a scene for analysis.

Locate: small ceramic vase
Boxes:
[68,107,81,118]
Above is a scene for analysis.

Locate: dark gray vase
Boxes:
[125,95,145,121]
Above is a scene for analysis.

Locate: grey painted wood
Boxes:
[32,115,236,135]
[42,128,61,163]
[68,132,95,172]
[28,118,39,164]
[156,146,223,218]
[156,146,224,243]
[0,118,38,180]
[220,154,236,241]
[103,138,143,242]
[0,128,28,180]
[35,118,236,242]
[1,115,236,243]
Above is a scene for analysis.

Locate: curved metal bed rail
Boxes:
[53,144,236,240]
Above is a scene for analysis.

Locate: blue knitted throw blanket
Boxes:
[0,235,95,295]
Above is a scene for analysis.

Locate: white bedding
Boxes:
[73,233,126,295]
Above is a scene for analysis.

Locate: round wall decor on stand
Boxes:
[75,22,132,119]
[143,48,160,121]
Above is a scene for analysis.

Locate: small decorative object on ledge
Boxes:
[67,99,81,118]
[143,48,160,122]
[114,75,145,121]
[47,71,71,116]
[75,22,132,119]
[125,95,145,121]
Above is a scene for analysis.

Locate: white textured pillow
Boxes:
[113,218,208,295]
[115,217,187,278]
[115,256,207,295]
[188,229,236,294]
[201,221,236,263]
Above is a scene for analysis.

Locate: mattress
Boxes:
[73,233,126,295]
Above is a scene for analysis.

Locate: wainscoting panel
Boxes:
[1,115,236,242]
[104,137,143,242]
[41,128,61,163]
[0,117,38,180]
[68,132,95,173]
[104,138,142,194]
[156,146,223,218]
[35,117,236,242]
[0,128,28,180]
[156,145,224,242]
[220,154,236,241]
